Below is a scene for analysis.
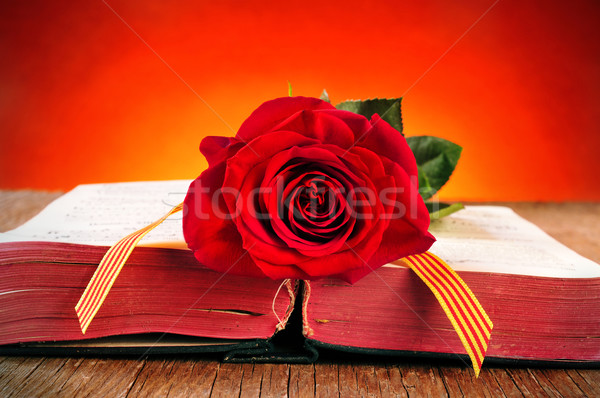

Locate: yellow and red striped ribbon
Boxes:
[75,205,493,376]
[397,251,493,377]
[75,203,183,334]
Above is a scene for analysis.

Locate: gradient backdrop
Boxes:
[1,1,599,201]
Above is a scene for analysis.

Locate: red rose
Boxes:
[183,96,434,283]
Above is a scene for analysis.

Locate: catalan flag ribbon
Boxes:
[76,206,492,376]
[398,252,493,377]
[75,203,183,334]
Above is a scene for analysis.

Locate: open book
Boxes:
[1,181,599,365]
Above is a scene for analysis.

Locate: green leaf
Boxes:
[406,136,462,201]
[288,81,293,97]
[320,89,330,103]
[335,98,403,134]
[426,202,464,220]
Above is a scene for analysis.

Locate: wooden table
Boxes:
[0,191,599,397]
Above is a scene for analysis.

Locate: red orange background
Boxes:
[1,1,599,201]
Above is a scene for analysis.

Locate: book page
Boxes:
[394,206,600,278]
[0,180,190,248]
[1,181,598,278]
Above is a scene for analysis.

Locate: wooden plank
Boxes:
[567,369,600,396]
[31,357,85,396]
[256,363,289,397]
[152,359,218,398]
[402,363,449,397]
[338,363,359,397]
[439,366,501,397]
[538,369,586,398]
[484,368,520,397]
[57,358,142,397]
[211,363,243,396]
[0,357,27,384]
[507,368,559,398]
[6,357,69,397]
[354,363,380,397]
[182,360,222,397]
[0,190,62,232]
[314,362,338,397]
[478,369,507,397]
[385,363,409,398]
[439,366,468,397]
[374,364,395,397]
[288,364,315,398]
[239,363,264,397]
[126,358,175,396]
[0,357,45,396]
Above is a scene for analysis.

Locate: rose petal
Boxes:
[237,156,281,246]
[269,173,355,256]
[267,109,356,149]
[199,136,243,166]
[358,114,418,179]
[293,218,386,278]
[335,160,435,284]
[249,255,312,280]
[337,227,435,284]
[379,156,431,233]
[237,96,334,142]
[183,165,265,278]
[223,131,320,218]
[317,109,373,140]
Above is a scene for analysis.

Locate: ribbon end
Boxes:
[404,251,493,377]
[75,305,89,334]
[74,203,184,336]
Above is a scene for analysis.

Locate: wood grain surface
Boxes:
[0,191,599,397]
